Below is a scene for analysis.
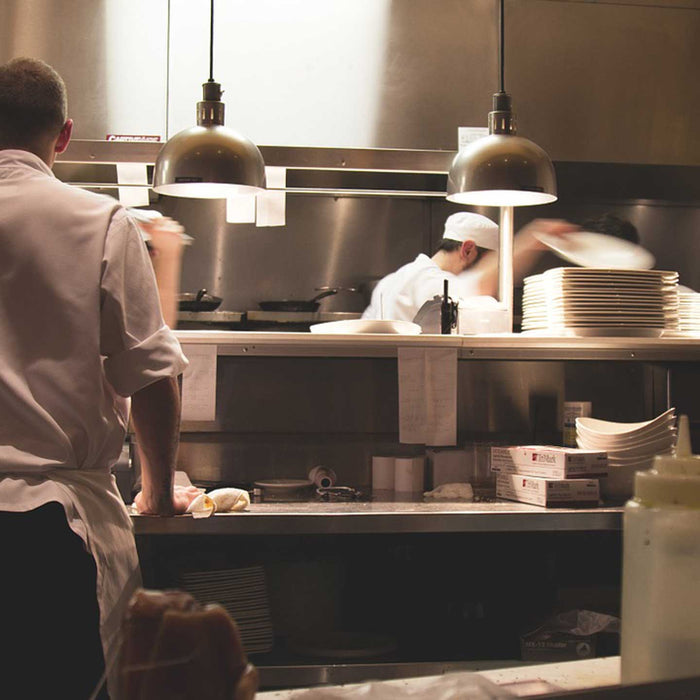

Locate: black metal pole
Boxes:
[498,0,505,93]
[209,0,215,81]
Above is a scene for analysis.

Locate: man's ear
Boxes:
[460,239,476,259]
[54,119,73,154]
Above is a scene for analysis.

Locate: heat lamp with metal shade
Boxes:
[152,0,266,199]
[447,91,557,208]
[446,0,558,331]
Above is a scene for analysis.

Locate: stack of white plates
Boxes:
[576,408,677,501]
[678,289,700,333]
[179,565,274,654]
[522,268,679,337]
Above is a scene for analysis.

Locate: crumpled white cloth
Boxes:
[208,487,251,512]
[423,482,474,500]
[186,487,251,518]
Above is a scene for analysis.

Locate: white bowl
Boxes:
[576,434,676,455]
[576,430,676,453]
[576,422,676,449]
[577,434,676,459]
[309,319,421,335]
[575,409,676,439]
[605,442,675,460]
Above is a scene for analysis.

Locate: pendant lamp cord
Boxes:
[208,0,215,82]
[498,0,505,94]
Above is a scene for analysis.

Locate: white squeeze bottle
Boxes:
[621,415,700,683]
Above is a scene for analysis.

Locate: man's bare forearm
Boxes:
[130,376,181,515]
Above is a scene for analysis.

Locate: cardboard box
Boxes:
[491,445,607,479]
[520,610,620,662]
[496,473,600,507]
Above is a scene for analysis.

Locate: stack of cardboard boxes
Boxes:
[491,446,607,507]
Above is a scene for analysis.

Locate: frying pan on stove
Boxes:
[258,287,340,312]
[178,289,222,312]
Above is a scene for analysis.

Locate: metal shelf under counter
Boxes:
[173,330,700,361]
[132,500,623,536]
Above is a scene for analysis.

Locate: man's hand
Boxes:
[133,484,202,516]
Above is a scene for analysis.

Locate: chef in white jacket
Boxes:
[0,57,198,698]
[362,212,577,323]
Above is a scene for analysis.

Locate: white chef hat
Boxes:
[443,212,499,250]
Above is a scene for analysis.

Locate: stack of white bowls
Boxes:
[576,409,677,501]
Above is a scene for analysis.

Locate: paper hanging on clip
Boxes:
[181,344,217,421]
[398,347,457,446]
[116,163,149,207]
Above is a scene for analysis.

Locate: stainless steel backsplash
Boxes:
[7,0,699,305]
[3,0,699,162]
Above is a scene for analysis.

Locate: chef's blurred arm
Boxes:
[473,219,578,297]
[142,217,186,329]
[128,209,189,329]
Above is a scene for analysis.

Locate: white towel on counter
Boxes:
[186,487,251,518]
[208,487,251,512]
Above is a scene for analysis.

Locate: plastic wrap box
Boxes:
[491,445,607,479]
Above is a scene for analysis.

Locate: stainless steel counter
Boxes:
[132,500,622,536]
[173,330,700,361]
[258,657,623,698]
[257,656,700,698]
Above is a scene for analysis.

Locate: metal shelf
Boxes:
[172,330,700,362]
[57,140,455,172]
[55,141,700,202]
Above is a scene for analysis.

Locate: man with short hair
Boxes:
[362,212,575,323]
[0,57,195,697]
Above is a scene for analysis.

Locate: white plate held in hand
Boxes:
[535,231,656,270]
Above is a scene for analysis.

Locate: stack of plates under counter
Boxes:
[178,565,274,654]
[521,268,679,337]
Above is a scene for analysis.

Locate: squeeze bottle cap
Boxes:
[634,415,700,507]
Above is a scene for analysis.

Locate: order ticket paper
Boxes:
[181,344,217,421]
[398,347,457,445]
